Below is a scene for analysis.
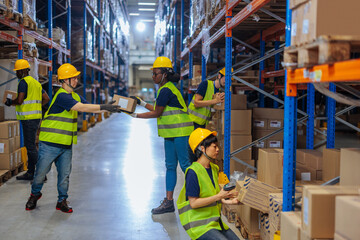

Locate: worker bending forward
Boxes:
[5,59,50,180]
[188,67,233,129]
[25,63,122,213]
[177,128,239,240]
[130,56,194,214]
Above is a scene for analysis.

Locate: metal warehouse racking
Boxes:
[155,0,360,212]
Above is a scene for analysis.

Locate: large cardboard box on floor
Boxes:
[299,0,360,45]
[0,138,15,154]
[335,196,360,240]
[340,148,360,186]
[2,90,17,104]
[221,110,251,135]
[214,94,247,110]
[301,186,360,239]
[238,177,281,213]
[322,148,340,182]
[258,149,283,188]
[112,94,137,113]
[281,211,302,240]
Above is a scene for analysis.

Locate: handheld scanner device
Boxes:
[223,182,236,191]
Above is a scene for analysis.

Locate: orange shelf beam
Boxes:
[263,69,285,78]
[0,31,22,44]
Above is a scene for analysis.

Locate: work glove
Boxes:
[130,96,147,107]
[5,98,12,107]
[100,100,122,113]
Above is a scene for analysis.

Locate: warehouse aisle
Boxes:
[0,112,190,240]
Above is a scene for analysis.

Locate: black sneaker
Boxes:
[151,198,175,215]
[25,193,42,210]
[17,172,34,180]
[56,199,73,213]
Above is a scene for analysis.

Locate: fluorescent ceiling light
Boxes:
[139,8,155,11]
[138,2,156,5]
[141,19,154,22]
[129,13,140,16]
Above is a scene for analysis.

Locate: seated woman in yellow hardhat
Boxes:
[188,67,233,129]
[177,128,240,240]
[128,56,194,214]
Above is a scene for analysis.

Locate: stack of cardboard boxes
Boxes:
[191,65,202,86]
[0,121,21,171]
[296,150,323,181]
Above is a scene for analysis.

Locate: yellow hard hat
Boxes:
[57,63,81,80]
[189,128,217,153]
[219,67,234,76]
[13,59,30,71]
[151,56,173,70]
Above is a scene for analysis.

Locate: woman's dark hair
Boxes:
[194,134,218,160]
[160,67,180,83]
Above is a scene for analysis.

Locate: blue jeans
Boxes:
[31,142,73,201]
[197,228,240,240]
[21,119,41,174]
[164,136,192,192]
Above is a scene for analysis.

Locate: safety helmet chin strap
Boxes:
[159,73,166,86]
[198,146,217,161]
[60,78,75,90]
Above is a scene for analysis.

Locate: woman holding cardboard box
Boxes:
[129,56,194,215]
[177,128,239,240]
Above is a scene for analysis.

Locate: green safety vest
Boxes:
[39,88,80,145]
[155,82,194,138]
[188,80,214,125]
[15,76,42,120]
[177,162,228,240]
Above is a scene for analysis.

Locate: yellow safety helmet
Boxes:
[219,67,234,76]
[189,128,217,153]
[13,59,30,71]
[151,56,173,70]
[57,63,81,80]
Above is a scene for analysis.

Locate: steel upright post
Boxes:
[283,0,297,212]
[306,84,315,149]
[83,1,87,120]
[67,0,71,63]
[327,83,336,148]
[189,51,193,103]
[224,1,233,178]
[180,0,184,96]
[48,0,53,100]
[259,31,265,107]
[201,54,206,81]
[17,0,23,59]
[274,40,280,108]
[173,2,178,73]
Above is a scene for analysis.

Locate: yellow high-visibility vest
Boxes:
[188,80,214,125]
[15,76,42,120]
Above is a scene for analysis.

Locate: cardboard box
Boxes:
[296,149,322,170]
[0,121,13,138]
[281,211,301,240]
[2,90,17,104]
[112,94,137,113]
[0,152,15,170]
[258,149,283,188]
[253,130,284,149]
[268,119,283,130]
[193,65,202,78]
[253,108,284,120]
[253,119,267,130]
[300,0,360,45]
[340,148,360,186]
[15,135,20,150]
[335,196,360,240]
[0,106,4,122]
[14,148,21,166]
[302,186,360,239]
[238,177,281,213]
[0,138,15,154]
[237,205,260,235]
[296,163,322,181]
[221,110,252,135]
[290,0,308,9]
[214,94,247,110]
[322,148,340,182]
[260,214,271,240]
[231,134,252,161]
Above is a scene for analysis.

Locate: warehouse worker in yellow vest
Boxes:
[129,56,194,214]
[25,63,122,213]
[4,59,50,181]
[177,128,239,240]
[188,67,233,129]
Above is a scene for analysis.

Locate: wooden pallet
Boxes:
[23,16,37,31]
[284,35,360,69]
[0,170,11,186]
[10,163,24,177]
[6,10,23,24]
[235,214,261,240]
[222,204,238,223]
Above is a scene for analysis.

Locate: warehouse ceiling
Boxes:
[127,0,157,21]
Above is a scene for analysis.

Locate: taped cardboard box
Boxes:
[260,213,271,240]
[0,121,14,138]
[322,148,340,182]
[221,110,252,135]
[258,149,283,188]
[2,90,17,104]
[253,108,284,121]
[281,211,301,240]
[0,138,15,154]
[15,135,20,150]
[236,204,260,235]
[296,149,322,170]
[14,148,21,166]
[112,94,137,113]
[340,148,360,186]
[335,196,360,240]
[296,163,322,181]
[0,152,15,170]
[301,186,360,239]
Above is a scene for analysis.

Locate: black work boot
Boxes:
[17,172,34,180]
[25,193,42,210]
[151,198,175,215]
[56,199,73,213]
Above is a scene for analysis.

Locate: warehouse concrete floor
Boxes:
[0,111,241,240]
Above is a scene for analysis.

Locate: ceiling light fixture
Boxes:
[136,22,146,32]
[138,2,156,6]
[141,19,154,22]
[129,13,140,16]
[139,8,155,11]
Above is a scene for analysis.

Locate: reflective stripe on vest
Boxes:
[39,88,80,146]
[188,80,214,125]
[176,162,228,239]
[15,76,43,120]
[155,82,194,138]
